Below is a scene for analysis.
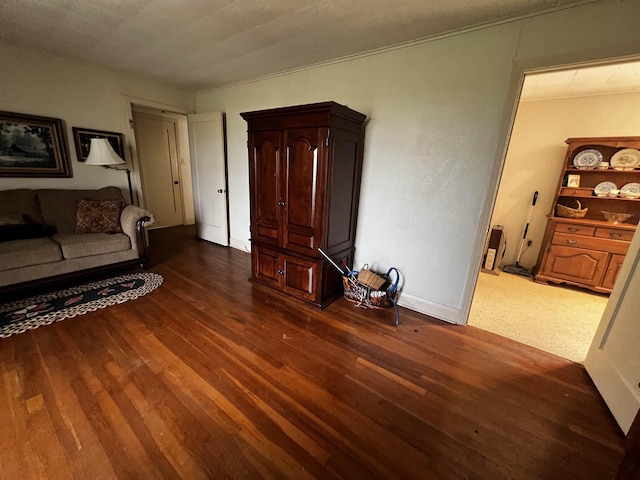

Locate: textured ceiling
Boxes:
[521,60,640,101]
[0,0,594,92]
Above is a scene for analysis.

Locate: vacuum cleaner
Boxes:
[503,191,538,276]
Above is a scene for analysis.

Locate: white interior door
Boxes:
[584,228,640,434]
[133,112,184,228]
[188,112,229,246]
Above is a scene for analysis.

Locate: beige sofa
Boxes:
[0,187,154,292]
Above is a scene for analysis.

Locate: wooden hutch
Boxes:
[534,136,640,293]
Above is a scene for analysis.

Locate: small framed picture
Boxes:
[567,174,580,188]
[72,127,125,162]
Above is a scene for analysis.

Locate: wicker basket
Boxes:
[342,267,401,325]
[356,264,387,290]
[556,199,588,219]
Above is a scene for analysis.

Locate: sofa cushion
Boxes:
[75,199,123,234]
[0,237,63,272]
[37,187,124,234]
[52,233,131,259]
[0,189,46,225]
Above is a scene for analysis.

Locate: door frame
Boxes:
[459,55,640,326]
[123,96,195,225]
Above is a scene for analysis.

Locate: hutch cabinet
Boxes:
[241,102,366,307]
[534,137,640,293]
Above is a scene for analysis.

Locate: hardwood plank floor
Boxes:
[0,225,625,479]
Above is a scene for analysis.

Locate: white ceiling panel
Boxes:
[0,0,614,91]
[521,60,640,102]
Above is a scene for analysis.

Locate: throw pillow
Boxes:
[0,225,47,242]
[75,199,123,234]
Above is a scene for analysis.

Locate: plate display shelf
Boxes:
[534,136,640,293]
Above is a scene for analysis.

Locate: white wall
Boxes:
[492,91,640,269]
[197,23,521,320]
[196,0,640,323]
[0,40,195,201]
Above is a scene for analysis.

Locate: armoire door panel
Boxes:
[282,255,318,301]
[251,131,282,245]
[326,132,360,251]
[253,246,281,287]
[286,228,315,249]
[285,127,327,253]
[287,135,317,228]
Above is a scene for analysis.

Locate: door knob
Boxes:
[278,201,286,206]
[217,189,225,193]
[174,181,179,185]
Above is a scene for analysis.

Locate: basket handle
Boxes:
[386,267,400,293]
[569,199,582,209]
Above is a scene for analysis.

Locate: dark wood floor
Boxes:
[0,225,625,479]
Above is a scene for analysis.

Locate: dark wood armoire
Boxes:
[241,101,366,308]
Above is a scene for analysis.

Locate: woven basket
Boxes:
[556,199,588,219]
[343,276,397,309]
[356,264,387,290]
[342,267,401,325]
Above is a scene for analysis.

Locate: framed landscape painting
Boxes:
[0,111,72,177]
[72,127,125,162]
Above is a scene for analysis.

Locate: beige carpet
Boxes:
[467,271,609,363]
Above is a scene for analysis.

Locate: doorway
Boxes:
[468,59,640,363]
[130,105,195,229]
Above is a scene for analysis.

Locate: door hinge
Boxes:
[325,137,329,147]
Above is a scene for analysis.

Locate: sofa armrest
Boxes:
[120,205,154,262]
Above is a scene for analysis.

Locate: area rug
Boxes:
[0,272,164,339]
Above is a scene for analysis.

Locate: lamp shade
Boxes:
[85,138,125,166]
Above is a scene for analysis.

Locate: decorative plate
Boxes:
[621,182,640,194]
[573,149,603,169]
[594,181,618,196]
[611,149,640,170]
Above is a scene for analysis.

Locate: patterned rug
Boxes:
[0,272,164,338]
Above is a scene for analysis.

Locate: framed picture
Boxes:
[0,111,71,177]
[72,127,125,162]
[567,174,581,188]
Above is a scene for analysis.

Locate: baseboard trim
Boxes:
[230,238,251,253]
[398,293,460,324]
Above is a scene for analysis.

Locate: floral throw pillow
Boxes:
[75,199,123,234]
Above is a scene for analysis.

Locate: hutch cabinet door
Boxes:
[601,254,626,290]
[542,245,608,286]
[250,131,283,247]
[283,127,328,255]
